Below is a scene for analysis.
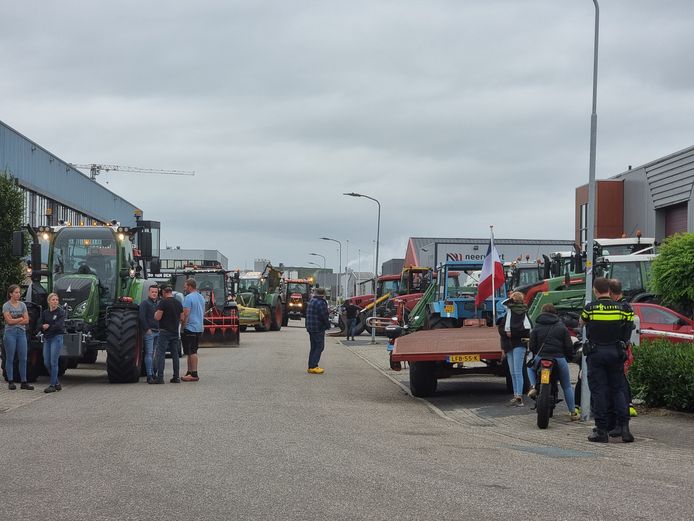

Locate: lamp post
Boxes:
[320,237,342,302]
[344,192,381,345]
[581,0,600,422]
[309,252,326,269]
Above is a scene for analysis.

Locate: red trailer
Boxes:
[391,320,509,397]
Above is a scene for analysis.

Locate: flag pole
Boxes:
[490,224,496,327]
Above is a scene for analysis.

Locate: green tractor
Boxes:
[236,264,284,332]
[2,220,160,383]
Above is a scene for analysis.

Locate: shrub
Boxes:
[0,171,25,297]
[629,339,694,412]
[650,233,694,318]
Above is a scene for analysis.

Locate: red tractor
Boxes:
[281,278,313,326]
[171,268,240,345]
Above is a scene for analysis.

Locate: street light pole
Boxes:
[581,0,600,422]
[309,252,326,269]
[320,237,342,302]
[344,192,381,345]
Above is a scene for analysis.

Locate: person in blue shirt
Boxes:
[181,278,206,382]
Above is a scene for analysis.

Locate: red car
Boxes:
[632,303,694,344]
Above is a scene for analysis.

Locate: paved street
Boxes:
[2,323,693,521]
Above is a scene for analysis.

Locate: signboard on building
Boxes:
[419,240,576,268]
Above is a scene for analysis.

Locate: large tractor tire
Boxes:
[81,349,98,364]
[409,361,437,397]
[106,307,142,383]
[270,301,283,331]
[426,313,455,330]
[255,306,272,332]
[351,315,366,337]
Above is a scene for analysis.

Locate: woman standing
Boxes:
[504,291,531,406]
[41,293,65,393]
[2,284,34,390]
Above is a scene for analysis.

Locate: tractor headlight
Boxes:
[74,301,88,316]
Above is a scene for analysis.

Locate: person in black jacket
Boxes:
[527,303,578,420]
[41,292,66,393]
[504,292,531,406]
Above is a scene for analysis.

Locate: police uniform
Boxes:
[581,297,634,435]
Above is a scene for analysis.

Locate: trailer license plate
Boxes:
[541,368,551,384]
[444,304,454,314]
[448,354,480,363]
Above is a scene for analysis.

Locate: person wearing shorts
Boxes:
[181,278,205,382]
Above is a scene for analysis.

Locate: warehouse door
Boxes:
[664,202,688,237]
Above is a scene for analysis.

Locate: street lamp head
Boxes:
[309,252,318,256]
[320,237,331,241]
[343,192,362,198]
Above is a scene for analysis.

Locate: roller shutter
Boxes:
[664,203,688,236]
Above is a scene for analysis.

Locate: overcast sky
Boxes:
[2,0,693,272]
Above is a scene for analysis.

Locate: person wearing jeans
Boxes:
[504,291,531,406]
[305,287,330,374]
[527,303,579,420]
[153,286,183,384]
[139,285,160,384]
[3,284,33,390]
[40,292,65,392]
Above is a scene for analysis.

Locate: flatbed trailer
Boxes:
[392,321,509,397]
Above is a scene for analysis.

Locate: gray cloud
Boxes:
[2,0,693,271]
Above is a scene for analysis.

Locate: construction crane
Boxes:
[70,163,196,181]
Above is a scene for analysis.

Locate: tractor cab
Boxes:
[595,254,657,302]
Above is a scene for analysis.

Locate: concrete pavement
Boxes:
[1,323,692,520]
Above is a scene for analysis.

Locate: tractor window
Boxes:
[378,279,400,297]
[239,278,260,292]
[52,227,119,299]
[287,283,309,294]
[191,273,225,306]
[516,267,541,287]
[446,271,477,298]
[609,262,643,295]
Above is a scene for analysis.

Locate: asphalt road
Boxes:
[1,323,693,521]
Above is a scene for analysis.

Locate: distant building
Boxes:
[254,258,271,272]
[576,145,694,243]
[160,248,228,272]
[405,237,576,268]
[381,258,404,275]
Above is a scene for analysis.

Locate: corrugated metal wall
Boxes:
[0,120,140,226]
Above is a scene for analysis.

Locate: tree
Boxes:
[650,233,694,318]
[0,171,25,297]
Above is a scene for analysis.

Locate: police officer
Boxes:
[581,277,634,443]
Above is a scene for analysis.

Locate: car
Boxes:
[632,303,694,344]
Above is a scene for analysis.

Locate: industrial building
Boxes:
[405,237,576,268]
[576,145,694,243]
[160,248,229,272]
[0,120,141,228]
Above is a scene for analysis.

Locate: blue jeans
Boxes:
[346,318,357,339]
[506,346,526,396]
[527,356,576,413]
[43,335,63,386]
[308,331,325,368]
[143,331,159,378]
[3,327,28,382]
[155,330,180,381]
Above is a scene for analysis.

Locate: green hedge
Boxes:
[629,339,694,412]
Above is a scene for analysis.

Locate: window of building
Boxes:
[579,203,588,245]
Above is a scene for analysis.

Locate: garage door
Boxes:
[664,203,688,236]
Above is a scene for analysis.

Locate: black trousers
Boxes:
[587,346,630,430]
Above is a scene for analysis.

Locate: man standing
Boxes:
[153,285,183,384]
[581,277,634,443]
[139,285,160,384]
[344,301,360,341]
[306,287,330,374]
[181,278,205,382]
